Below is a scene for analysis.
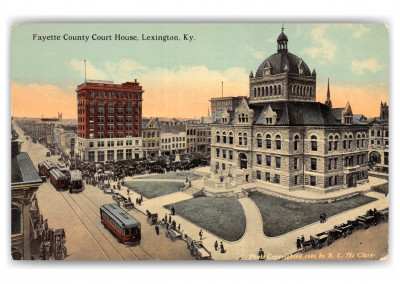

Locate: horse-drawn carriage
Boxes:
[146,210,158,225]
[165,227,183,242]
[376,208,389,222]
[333,222,354,238]
[123,199,135,210]
[310,232,332,249]
[184,236,212,260]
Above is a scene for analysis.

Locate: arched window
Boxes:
[229,132,233,144]
[11,206,21,235]
[216,131,220,143]
[238,132,243,146]
[278,85,282,95]
[253,88,256,97]
[257,134,262,148]
[274,85,277,96]
[311,135,318,151]
[294,134,300,151]
[245,115,249,123]
[152,132,155,138]
[348,134,353,149]
[244,133,248,146]
[334,135,339,150]
[328,135,333,151]
[343,135,348,150]
[266,86,269,96]
[266,134,272,149]
[275,135,281,150]
[193,130,196,135]
[222,132,227,144]
[147,132,151,138]
[262,87,264,97]
[356,134,361,148]
[362,133,367,148]
[270,86,273,95]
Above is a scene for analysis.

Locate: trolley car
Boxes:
[49,168,69,190]
[69,170,83,193]
[40,160,57,178]
[100,204,141,244]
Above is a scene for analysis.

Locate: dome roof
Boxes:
[255,51,312,77]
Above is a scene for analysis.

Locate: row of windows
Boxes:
[89,140,139,148]
[144,142,159,148]
[90,116,139,123]
[101,211,123,233]
[253,84,283,97]
[87,132,140,139]
[91,124,138,131]
[370,130,389,137]
[89,149,139,161]
[187,129,211,136]
[89,91,141,100]
[161,137,185,143]
[161,143,186,149]
[89,100,139,107]
[88,108,138,115]
[143,132,160,138]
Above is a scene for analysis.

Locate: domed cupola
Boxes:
[277,27,288,52]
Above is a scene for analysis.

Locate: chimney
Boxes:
[11,140,22,158]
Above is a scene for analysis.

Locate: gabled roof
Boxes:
[142,118,160,129]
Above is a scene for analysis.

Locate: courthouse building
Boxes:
[76,80,144,162]
[210,29,370,193]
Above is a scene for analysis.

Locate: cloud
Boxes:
[66,59,250,118]
[70,59,109,81]
[245,44,266,60]
[303,25,337,61]
[353,24,370,38]
[316,82,388,117]
[351,59,383,75]
[11,83,77,118]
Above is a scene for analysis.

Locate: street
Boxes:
[14,123,193,260]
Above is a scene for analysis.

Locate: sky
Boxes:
[11,23,389,119]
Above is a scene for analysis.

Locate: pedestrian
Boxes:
[319,213,323,223]
[168,214,172,224]
[135,198,138,205]
[300,235,305,247]
[296,237,301,250]
[178,224,181,231]
[172,220,176,230]
[199,229,203,240]
[258,248,265,260]
[127,188,130,195]
[323,212,327,223]
[155,224,160,235]
[166,223,169,231]
[44,219,48,230]
[220,241,225,253]
[214,240,218,251]
[171,206,175,216]
[140,195,143,203]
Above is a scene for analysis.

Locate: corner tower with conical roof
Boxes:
[249,27,317,104]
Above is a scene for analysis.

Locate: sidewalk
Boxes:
[116,176,389,260]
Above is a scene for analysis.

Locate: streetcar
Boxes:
[69,170,83,193]
[49,168,69,190]
[100,204,141,244]
[40,160,57,178]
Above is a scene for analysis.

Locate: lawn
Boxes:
[134,171,200,180]
[124,181,185,199]
[165,197,246,242]
[249,192,377,237]
[371,182,389,195]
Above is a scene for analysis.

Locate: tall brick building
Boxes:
[76,80,144,162]
[210,28,369,193]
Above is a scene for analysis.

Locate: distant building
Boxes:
[210,96,247,122]
[75,80,144,161]
[142,118,161,158]
[367,102,389,173]
[160,129,187,156]
[186,123,211,154]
